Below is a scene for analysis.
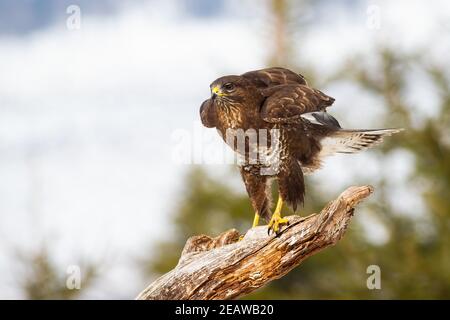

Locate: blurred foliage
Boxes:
[15,244,99,299]
[143,0,450,299]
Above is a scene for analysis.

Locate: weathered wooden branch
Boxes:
[137,185,373,300]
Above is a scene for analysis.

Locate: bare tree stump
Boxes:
[137,185,373,300]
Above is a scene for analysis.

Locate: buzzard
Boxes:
[200,67,401,234]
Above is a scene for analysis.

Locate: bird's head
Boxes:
[209,75,254,103]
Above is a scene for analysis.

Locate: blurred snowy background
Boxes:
[0,0,449,299]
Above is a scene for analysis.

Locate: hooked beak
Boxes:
[211,86,223,97]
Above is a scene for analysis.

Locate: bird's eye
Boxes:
[223,83,235,91]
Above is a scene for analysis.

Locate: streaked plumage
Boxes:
[200,67,402,233]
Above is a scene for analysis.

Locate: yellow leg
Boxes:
[268,197,289,234]
[274,197,283,215]
[252,212,260,228]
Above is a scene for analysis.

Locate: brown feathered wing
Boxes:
[255,79,335,211]
[242,67,307,88]
[260,84,335,123]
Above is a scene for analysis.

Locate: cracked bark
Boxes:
[136,185,373,300]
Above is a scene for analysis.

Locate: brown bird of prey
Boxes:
[200,67,401,234]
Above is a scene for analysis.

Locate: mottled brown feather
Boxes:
[199,67,400,220]
[240,168,272,222]
[242,67,307,88]
[261,84,335,123]
[199,99,217,128]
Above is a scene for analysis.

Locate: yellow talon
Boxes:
[267,197,289,235]
[268,214,289,234]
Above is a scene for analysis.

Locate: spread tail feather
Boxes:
[319,128,403,157]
